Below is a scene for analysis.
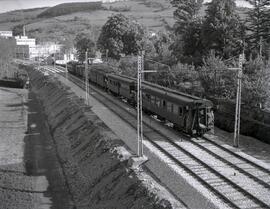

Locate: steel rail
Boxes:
[63,71,270,209]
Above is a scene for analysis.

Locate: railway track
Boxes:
[50,67,270,208]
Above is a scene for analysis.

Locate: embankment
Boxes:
[211,98,270,144]
[28,69,183,209]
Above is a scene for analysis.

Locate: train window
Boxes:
[173,104,178,114]
[156,97,161,107]
[146,93,151,100]
[151,95,155,104]
[167,101,172,112]
[163,100,166,108]
[178,107,183,116]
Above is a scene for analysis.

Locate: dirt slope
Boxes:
[28,68,185,209]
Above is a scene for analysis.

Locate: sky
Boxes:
[0,0,252,14]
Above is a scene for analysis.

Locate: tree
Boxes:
[245,0,270,59]
[180,18,204,65]
[170,0,204,64]
[97,14,145,60]
[242,57,270,108]
[202,0,244,59]
[12,24,24,36]
[171,0,203,35]
[74,33,95,62]
[199,52,236,98]
[148,31,175,64]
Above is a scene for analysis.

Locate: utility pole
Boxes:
[38,51,40,71]
[259,36,263,58]
[233,53,244,147]
[106,49,109,62]
[85,49,89,105]
[137,51,143,157]
[65,50,68,81]
[54,52,56,69]
[137,51,157,157]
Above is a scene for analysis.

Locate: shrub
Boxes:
[242,58,270,108]
[199,53,236,99]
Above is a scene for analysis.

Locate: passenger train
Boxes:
[67,63,214,136]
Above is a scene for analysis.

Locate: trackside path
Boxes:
[0,87,73,209]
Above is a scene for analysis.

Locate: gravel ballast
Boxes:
[29,69,185,209]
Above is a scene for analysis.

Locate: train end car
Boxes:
[89,64,114,89]
[141,81,214,136]
[107,74,136,101]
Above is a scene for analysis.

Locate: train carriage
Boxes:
[67,62,214,136]
[89,65,114,88]
[89,68,97,84]
[75,65,85,78]
[141,81,213,135]
[107,74,135,101]
[96,70,108,88]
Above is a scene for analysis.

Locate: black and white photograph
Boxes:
[0,0,269,208]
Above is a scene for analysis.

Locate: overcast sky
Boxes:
[0,0,252,14]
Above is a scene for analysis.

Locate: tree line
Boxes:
[74,0,270,109]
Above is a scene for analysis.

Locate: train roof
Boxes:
[108,74,135,84]
[142,80,212,106]
[106,74,212,107]
[90,64,114,73]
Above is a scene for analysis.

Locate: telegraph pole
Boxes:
[65,50,68,81]
[233,53,244,147]
[137,51,143,157]
[85,49,89,105]
[259,36,263,58]
[137,51,157,157]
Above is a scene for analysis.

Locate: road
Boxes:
[0,87,74,209]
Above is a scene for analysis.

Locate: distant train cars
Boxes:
[67,63,214,136]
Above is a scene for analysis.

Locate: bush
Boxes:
[118,56,137,77]
[242,58,270,108]
[198,53,236,99]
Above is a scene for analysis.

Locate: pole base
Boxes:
[128,156,148,170]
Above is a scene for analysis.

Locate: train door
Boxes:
[206,107,214,131]
[198,108,207,130]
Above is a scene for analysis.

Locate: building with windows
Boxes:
[15,45,29,60]
[14,36,36,59]
[0,31,13,38]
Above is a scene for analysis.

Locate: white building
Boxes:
[15,36,36,59]
[0,31,13,38]
[15,36,36,47]
[31,42,62,59]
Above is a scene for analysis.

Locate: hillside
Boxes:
[37,1,103,18]
[0,0,249,44]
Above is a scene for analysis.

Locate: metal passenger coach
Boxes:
[141,81,214,135]
[67,63,214,136]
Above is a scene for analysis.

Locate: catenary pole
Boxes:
[137,51,157,157]
[85,49,89,105]
[65,50,68,81]
[233,53,244,147]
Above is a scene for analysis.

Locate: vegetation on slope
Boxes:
[37,2,103,18]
